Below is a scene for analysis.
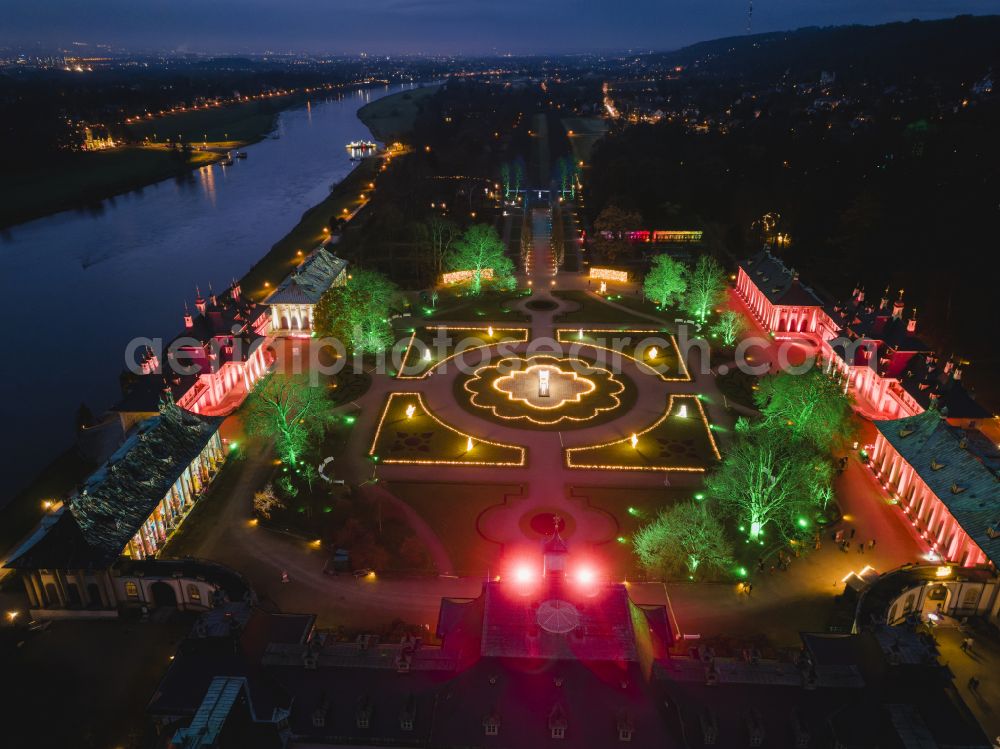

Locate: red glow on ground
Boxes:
[574,565,597,586]
[513,563,536,585]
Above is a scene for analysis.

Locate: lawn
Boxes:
[456,354,637,431]
[387,481,524,574]
[562,116,608,165]
[600,293,681,323]
[396,325,529,379]
[357,85,440,141]
[569,485,701,578]
[565,395,721,471]
[125,94,301,144]
[370,392,525,466]
[552,290,658,324]
[421,287,530,322]
[555,328,690,382]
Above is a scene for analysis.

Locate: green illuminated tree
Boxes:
[634,502,733,579]
[243,374,336,467]
[314,269,397,354]
[710,309,747,347]
[706,422,833,541]
[753,365,855,452]
[685,255,727,322]
[500,163,511,198]
[643,254,688,308]
[447,223,515,295]
[512,159,525,196]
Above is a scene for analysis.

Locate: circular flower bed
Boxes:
[461,355,629,428]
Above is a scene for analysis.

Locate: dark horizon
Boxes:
[3,1,998,56]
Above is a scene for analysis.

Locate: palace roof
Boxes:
[263,247,347,306]
[874,409,1000,565]
[7,405,221,570]
[739,250,825,307]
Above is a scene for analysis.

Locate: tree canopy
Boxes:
[242,374,336,467]
[633,502,734,579]
[706,420,834,541]
[685,255,727,322]
[753,365,855,452]
[314,269,397,354]
[446,223,515,295]
[643,253,688,307]
[710,309,747,347]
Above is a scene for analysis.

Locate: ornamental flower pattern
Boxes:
[464,355,625,425]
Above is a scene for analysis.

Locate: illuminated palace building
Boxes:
[6,405,229,615]
[737,249,997,569]
[264,246,347,336]
[869,410,999,567]
[114,280,272,427]
[147,535,990,748]
[736,250,989,423]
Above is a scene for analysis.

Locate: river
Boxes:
[0,82,419,504]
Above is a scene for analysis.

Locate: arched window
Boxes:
[125,581,139,598]
[187,584,201,602]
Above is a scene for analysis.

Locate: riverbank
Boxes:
[241,156,382,301]
[357,85,439,142]
[0,93,405,567]
[1,90,355,230]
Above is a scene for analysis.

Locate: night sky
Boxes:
[3,0,997,54]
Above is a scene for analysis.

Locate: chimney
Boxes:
[195,285,207,315]
[183,302,194,329]
[892,290,904,320]
[880,287,889,310]
[906,308,917,333]
[231,278,241,300]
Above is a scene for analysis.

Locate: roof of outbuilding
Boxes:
[874,409,1000,565]
[6,405,221,570]
[739,250,825,307]
[263,247,347,306]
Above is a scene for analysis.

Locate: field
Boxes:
[555,328,689,381]
[357,85,440,141]
[565,395,721,471]
[124,95,301,144]
[397,325,529,378]
[369,392,525,466]
[421,287,530,322]
[553,290,658,324]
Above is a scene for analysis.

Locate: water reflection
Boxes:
[0,83,419,502]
